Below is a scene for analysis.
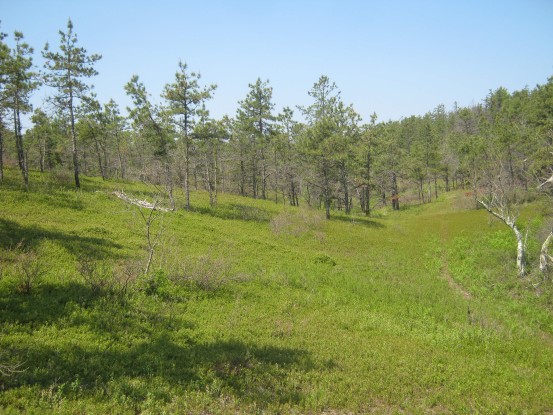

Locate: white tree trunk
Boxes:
[513,227,526,278]
[479,199,527,277]
[540,231,553,273]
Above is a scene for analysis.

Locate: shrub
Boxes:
[77,256,113,295]
[77,256,141,298]
[270,209,324,237]
[169,254,232,291]
[112,258,142,296]
[49,168,74,187]
[144,269,170,296]
[13,245,45,295]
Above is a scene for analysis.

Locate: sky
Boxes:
[2,0,553,127]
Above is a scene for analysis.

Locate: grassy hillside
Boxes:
[0,169,552,414]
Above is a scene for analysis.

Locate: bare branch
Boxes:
[538,173,553,190]
[478,199,517,227]
[0,361,25,377]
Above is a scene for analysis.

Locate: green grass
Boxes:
[1,168,552,414]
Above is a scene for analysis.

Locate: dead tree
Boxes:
[113,191,166,275]
[539,231,553,274]
[479,197,527,277]
[478,157,553,279]
[478,160,528,277]
[538,171,553,275]
[139,201,162,276]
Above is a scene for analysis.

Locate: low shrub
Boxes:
[169,254,232,291]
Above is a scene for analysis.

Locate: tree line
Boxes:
[1,20,552,221]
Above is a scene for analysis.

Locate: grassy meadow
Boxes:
[0,169,552,414]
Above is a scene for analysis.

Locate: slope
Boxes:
[0,169,552,414]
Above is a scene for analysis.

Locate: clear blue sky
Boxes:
[2,0,553,126]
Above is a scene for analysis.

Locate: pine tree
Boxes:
[236,78,274,199]
[125,75,175,209]
[0,25,10,182]
[162,62,216,210]
[43,19,101,189]
[103,99,127,179]
[5,31,40,190]
[299,75,342,219]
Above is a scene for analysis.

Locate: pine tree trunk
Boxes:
[427,176,432,203]
[69,93,81,189]
[261,147,267,200]
[240,158,246,196]
[39,134,45,173]
[164,161,175,211]
[116,129,125,179]
[323,161,331,219]
[274,149,278,204]
[213,141,218,206]
[14,107,29,191]
[365,148,371,216]
[392,172,399,210]
[93,134,106,180]
[0,123,4,182]
[339,161,350,215]
[205,152,212,206]
[252,150,258,198]
[185,137,190,210]
[102,143,109,179]
[289,175,297,206]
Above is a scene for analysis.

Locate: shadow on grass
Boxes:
[0,282,103,326]
[192,203,272,223]
[1,282,312,409]
[0,218,123,260]
[40,191,86,211]
[13,337,308,407]
[331,215,386,228]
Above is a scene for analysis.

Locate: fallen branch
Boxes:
[538,173,553,189]
[112,191,171,212]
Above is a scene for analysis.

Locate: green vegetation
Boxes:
[1,17,552,415]
[1,168,552,414]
